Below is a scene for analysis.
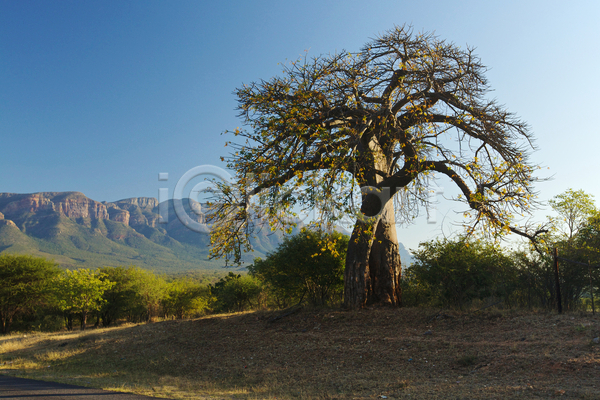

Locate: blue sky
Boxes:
[1,1,599,250]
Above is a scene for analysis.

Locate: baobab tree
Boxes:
[209,25,544,309]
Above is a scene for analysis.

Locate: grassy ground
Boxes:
[1,308,599,399]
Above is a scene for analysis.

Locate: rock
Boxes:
[108,207,130,226]
[0,219,18,228]
[593,337,599,344]
[424,330,433,335]
[2,193,54,214]
[114,197,159,210]
[1,192,109,220]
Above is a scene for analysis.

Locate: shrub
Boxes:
[0,254,61,334]
[405,238,518,309]
[162,279,211,319]
[249,229,348,307]
[97,266,167,324]
[210,272,262,313]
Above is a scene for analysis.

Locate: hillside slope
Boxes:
[0,192,290,272]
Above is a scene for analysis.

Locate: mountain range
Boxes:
[0,192,412,273]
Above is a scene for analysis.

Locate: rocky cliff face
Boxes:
[0,192,164,230]
[0,192,110,221]
[0,219,18,228]
[1,193,55,215]
[55,197,109,220]
[0,211,17,228]
[112,197,159,210]
[107,207,130,225]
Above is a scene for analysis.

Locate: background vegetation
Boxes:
[1,189,599,336]
[0,229,349,334]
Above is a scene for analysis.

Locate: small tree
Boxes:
[126,267,167,322]
[97,266,141,326]
[548,189,597,241]
[0,255,60,334]
[162,279,210,319]
[55,269,114,330]
[533,189,600,310]
[210,272,262,313]
[249,229,348,306]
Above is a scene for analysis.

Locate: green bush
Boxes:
[98,266,167,324]
[0,254,61,334]
[162,279,211,319]
[404,238,518,309]
[249,229,348,307]
[210,272,262,313]
[97,266,140,326]
[55,268,114,330]
[39,314,66,332]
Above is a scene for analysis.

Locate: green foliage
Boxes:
[404,238,517,309]
[67,265,210,327]
[97,266,143,326]
[55,268,114,330]
[558,213,600,310]
[508,251,555,310]
[522,189,600,311]
[162,279,211,319]
[0,254,61,334]
[123,267,168,323]
[210,272,262,313]
[548,189,597,240]
[249,229,348,307]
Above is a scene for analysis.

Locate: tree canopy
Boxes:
[548,188,597,241]
[0,254,60,334]
[55,268,114,330]
[210,25,544,309]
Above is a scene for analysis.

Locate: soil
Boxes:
[1,307,599,399]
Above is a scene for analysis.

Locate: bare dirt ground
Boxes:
[1,308,599,399]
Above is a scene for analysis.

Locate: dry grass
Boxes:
[1,308,599,399]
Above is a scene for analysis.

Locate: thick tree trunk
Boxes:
[368,200,402,306]
[343,173,404,309]
[81,311,87,330]
[343,217,376,309]
[343,195,403,308]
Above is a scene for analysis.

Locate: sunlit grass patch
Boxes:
[34,348,86,362]
[1,309,599,399]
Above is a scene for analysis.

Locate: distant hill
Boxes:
[0,192,413,272]
[0,192,295,272]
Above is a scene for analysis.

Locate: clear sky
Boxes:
[1,0,599,251]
